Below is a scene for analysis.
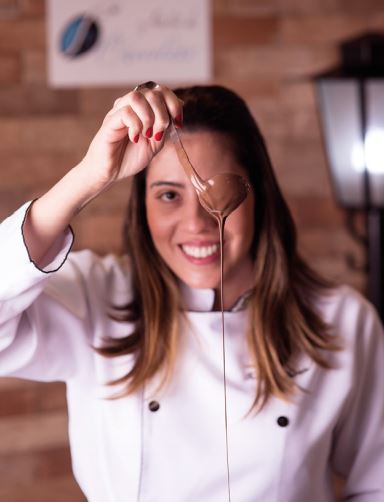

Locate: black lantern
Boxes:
[315,33,384,320]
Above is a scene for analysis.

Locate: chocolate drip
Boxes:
[170,121,250,502]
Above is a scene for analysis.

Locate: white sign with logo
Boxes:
[47,0,212,87]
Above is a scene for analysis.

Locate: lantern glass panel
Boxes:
[317,79,365,207]
[366,80,384,207]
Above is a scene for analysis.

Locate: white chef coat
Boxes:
[1,202,384,502]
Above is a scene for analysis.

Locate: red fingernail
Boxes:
[154,131,164,141]
[145,127,153,138]
[134,134,140,143]
[175,114,183,128]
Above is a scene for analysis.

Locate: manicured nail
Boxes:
[145,127,153,138]
[154,131,164,141]
[175,114,183,128]
[134,134,140,143]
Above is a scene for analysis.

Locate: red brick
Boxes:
[337,0,384,12]
[268,138,333,197]
[72,212,124,255]
[0,0,45,18]
[298,226,366,289]
[0,447,72,484]
[213,0,279,15]
[0,152,81,186]
[214,16,279,48]
[0,117,98,153]
[288,196,344,229]
[0,188,30,221]
[214,78,280,101]
[248,100,322,140]
[280,15,371,44]
[277,81,317,110]
[304,254,366,293]
[0,476,85,502]
[215,0,379,15]
[0,381,66,417]
[83,182,132,217]
[0,20,45,50]
[0,86,79,116]
[21,0,45,18]
[369,11,384,30]
[299,226,362,261]
[22,50,46,83]
[215,45,339,80]
[0,53,20,84]
[0,411,69,454]
[0,377,29,390]
[0,0,19,18]
[78,88,128,116]
[276,0,341,14]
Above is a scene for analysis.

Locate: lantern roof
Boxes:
[318,32,384,79]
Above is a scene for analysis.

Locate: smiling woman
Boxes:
[0,84,383,502]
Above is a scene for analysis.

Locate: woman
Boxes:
[0,84,383,502]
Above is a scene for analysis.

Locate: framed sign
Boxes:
[47,0,212,87]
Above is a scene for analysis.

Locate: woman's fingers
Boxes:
[104,85,182,144]
[143,88,170,141]
[138,84,183,132]
[102,105,143,144]
[103,91,153,141]
[161,86,184,127]
[127,90,156,138]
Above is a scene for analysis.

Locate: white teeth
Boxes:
[182,244,219,258]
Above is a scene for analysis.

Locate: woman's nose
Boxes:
[183,194,216,232]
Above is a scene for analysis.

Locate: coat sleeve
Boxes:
[331,293,384,501]
[0,201,88,382]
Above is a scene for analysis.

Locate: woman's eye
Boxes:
[160,191,179,202]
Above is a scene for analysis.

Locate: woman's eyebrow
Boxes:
[149,181,185,189]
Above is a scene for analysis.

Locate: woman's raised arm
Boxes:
[23,84,182,267]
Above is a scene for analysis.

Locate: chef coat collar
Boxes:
[179,281,254,313]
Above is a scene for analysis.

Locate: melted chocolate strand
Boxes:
[169,118,251,502]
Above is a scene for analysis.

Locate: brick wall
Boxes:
[1,0,383,499]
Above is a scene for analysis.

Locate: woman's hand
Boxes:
[79,84,183,194]
[22,84,182,266]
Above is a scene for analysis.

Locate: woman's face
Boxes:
[145,130,255,309]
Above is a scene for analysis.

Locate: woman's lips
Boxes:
[179,242,221,264]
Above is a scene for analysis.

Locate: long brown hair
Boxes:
[98,85,340,410]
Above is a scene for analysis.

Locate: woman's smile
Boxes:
[179,241,221,264]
